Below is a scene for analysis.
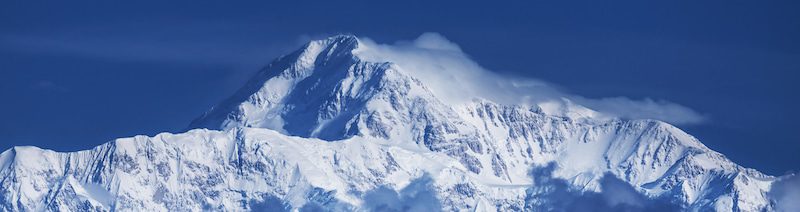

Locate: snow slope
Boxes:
[0,35,776,211]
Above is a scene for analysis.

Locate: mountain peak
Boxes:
[323,34,359,43]
[0,34,778,211]
[183,34,778,211]
[189,34,393,136]
[305,34,361,58]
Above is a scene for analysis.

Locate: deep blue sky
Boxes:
[1,0,798,175]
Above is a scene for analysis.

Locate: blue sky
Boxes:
[1,0,798,175]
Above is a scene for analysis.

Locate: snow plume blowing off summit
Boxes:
[0,33,789,211]
[354,32,706,125]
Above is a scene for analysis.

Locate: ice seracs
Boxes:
[0,34,778,211]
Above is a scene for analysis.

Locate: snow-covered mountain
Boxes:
[0,35,778,211]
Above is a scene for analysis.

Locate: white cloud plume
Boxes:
[769,173,800,212]
[355,32,706,125]
[525,162,680,211]
[574,97,706,125]
[362,174,442,212]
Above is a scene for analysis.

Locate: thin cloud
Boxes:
[31,80,69,93]
[0,21,305,69]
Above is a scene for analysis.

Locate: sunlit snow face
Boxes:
[353,33,705,125]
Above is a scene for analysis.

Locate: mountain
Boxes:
[0,35,777,211]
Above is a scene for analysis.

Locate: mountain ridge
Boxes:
[0,34,778,211]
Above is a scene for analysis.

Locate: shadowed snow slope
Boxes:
[1,35,778,211]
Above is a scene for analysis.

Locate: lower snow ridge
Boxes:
[0,126,775,211]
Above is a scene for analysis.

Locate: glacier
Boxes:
[0,34,780,211]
